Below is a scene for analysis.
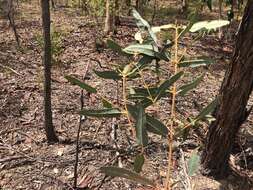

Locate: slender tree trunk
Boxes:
[136,0,144,13]
[182,0,188,13]
[41,0,58,143]
[104,0,114,34]
[7,0,20,47]
[202,0,253,179]
[126,0,131,15]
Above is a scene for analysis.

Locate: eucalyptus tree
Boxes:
[202,0,253,178]
[41,0,58,143]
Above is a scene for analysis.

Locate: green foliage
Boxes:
[79,108,122,118]
[135,104,148,146]
[35,27,65,64]
[134,154,145,173]
[89,0,104,16]
[65,75,97,93]
[187,150,200,176]
[66,9,229,184]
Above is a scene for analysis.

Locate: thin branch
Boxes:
[73,62,90,188]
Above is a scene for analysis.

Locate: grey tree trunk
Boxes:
[41,0,58,143]
[7,0,20,47]
[202,0,253,178]
[104,0,113,34]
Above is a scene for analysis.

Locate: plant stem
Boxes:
[165,24,179,190]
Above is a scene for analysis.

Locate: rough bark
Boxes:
[202,0,253,179]
[41,0,58,143]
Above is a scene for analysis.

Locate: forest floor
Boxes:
[0,1,253,190]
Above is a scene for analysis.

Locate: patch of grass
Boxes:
[34,26,66,66]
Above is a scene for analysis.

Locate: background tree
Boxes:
[202,0,253,178]
[41,0,58,143]
[104,0,113,34]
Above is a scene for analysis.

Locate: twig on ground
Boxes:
[0,63,21,76]
[0,156,24,163]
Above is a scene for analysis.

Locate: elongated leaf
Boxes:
[151,24,176,33]
[100,166,155,187]
[195,98,217,121]
[134,87,158,97]
[136,104,148,146]
[155,71,184,100]
[205,20,230,30]
[132,9,158,45]
[155,51,171,61]
[146,115,168,137]
[127,104,168,136]
[94,70,122,80]
[178,59,214,68]
[178,12,197,39]
[188,150,200,176]
[65,75,97,93]
[132,9,150,29]
[102,98,112,108]
[134,154,145,173]
[123,44,157,57]
[190,20,229,33]
[207,0,212,11]
[178,75,204,96]
[80,108,121,117]
[129,55,154,75]
[107,39,129,56]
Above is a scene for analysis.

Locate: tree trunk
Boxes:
[202,0,253,179]
[182,0,188,13]
[7,0,20,47]
[104,0,114,34]
[41,0,58,143]
[136,0,144,13]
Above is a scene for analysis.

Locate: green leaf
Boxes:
[80,108,121,118]
[123,44,157,57]
[140,98,154,108]
[190,20,229,33]
[65,75,97,93]
[207,0,212,11]
[100,166,155,187]
[178,58,214,68]
[132,9,158,45]
[133,154,145,173]
[146,115,168,137]
[132,9,150,30]
[151,24,176,33]
[107,39,129,56]
[127,104,168,136]
[178,12,197,39]
[155,71,184,100]
[94,70,122,80]
[136,104,148,146]
[195,98,217,121]
[178,75,204,96]
[128,56,154,77]
[188,150,200,176]
[102,98,112,108]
